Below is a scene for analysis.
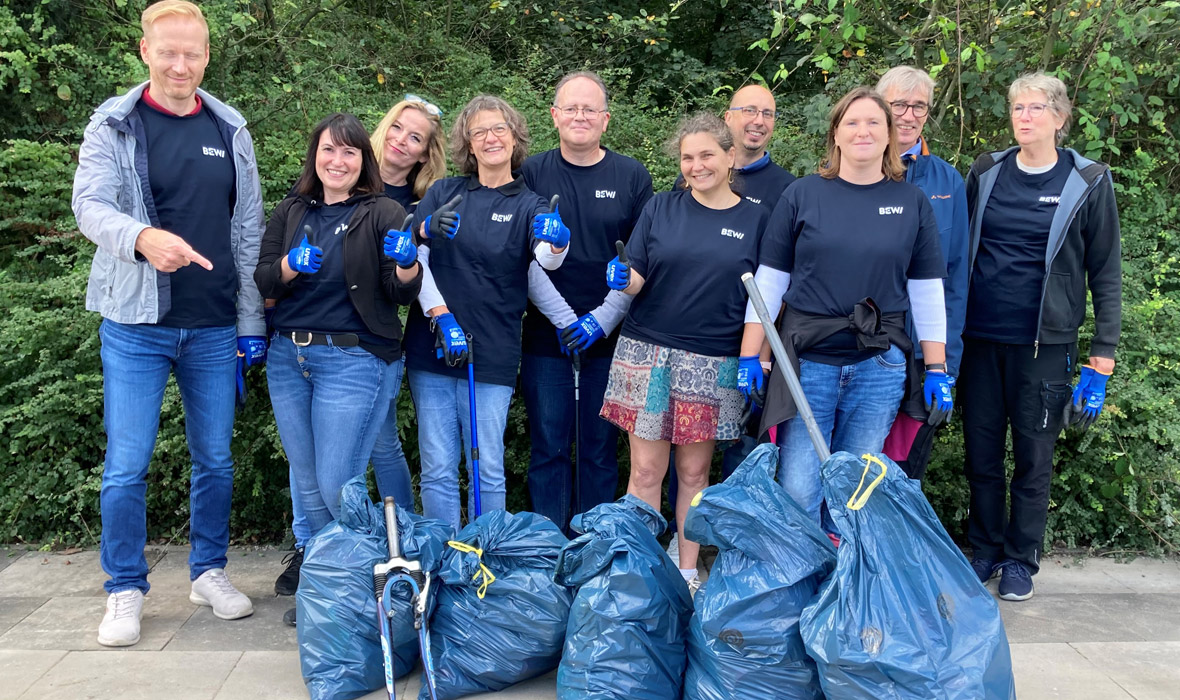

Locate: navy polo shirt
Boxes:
[620,189,769,357]
[139,98,237,328]
[965,155,1071,343]
[761,174,944,362]
[520,148,653,358]
[403,174,549,386]
[673,153,796,212]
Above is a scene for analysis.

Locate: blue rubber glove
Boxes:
[555,327,572,357]
[736,355,765,400]
[432,312,469,367]
[423,195,462,239]
[235,353,247,411]
[1067,365,1111,432]
[237,336,267,367]
[532,195,570,249]
[606,240,630,291]
[560,313,604,353]
[287,232,323,274]
[924,372,953,426]
[384,214,418,268]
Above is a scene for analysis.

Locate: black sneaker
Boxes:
[970,557,998,584]
[998,560,1034,601]
[274,547,303,596]
[283,606,297,627]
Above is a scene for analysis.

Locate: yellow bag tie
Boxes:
[846,454,888,511]
[446,541,496,599]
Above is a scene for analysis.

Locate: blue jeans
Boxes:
[776,345,907,526]
[98,320,237,594]
[370,357,414,509]
[521,354,619,533]
[408,369,511,532]
[267,336,393,540]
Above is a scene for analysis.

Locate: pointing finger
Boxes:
[186,247,214,271]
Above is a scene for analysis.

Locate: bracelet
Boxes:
[925,362,947,372]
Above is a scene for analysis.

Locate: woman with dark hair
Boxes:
[255,113,422,622]
[600,113,769,594]
[404,94,571,531]
[742,86,951,532]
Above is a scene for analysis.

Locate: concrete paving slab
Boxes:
[0,650,66,700]
[147,547,291,601]
[0,548,28,574]
[0,594,195,652]
[18,650,240,700]
[1084,557,1180,593]
[214,650,306,700]
[1009,642,1135,699]
[0,598,48,636]
[1000,593,1180,644]
[1072,641,1180,700]
[0,551,107,598]
[166,596,297,652]
[360,667,559,699]
[1030,557,1135,594]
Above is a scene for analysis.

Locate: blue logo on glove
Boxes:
[533,197,570,248]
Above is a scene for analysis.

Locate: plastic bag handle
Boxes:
[446,540,496,599]
[846,454,888,511]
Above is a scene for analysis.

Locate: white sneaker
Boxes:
[97,589,143,647]
[687,575,702,600]
[665,535,680,564]
[190,568,254,620]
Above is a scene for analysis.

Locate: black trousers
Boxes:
[959,338,1075,574]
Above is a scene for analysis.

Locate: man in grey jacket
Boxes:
[71,0,265,647]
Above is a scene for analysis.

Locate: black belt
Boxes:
[285,331,360,347]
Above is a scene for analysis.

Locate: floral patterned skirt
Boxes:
[600,335,744,444]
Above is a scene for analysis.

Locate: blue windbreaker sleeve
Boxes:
[944,176,970,376]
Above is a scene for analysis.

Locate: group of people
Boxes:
[74,0,1120,648]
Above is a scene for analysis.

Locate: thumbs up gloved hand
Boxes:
[1066,365,1112,432]
[424,195,462,239]
[431,312,469,367]
[384,214,419,268]
[605,240,630,291]
[532,195,570,249]
[287,225,323,274]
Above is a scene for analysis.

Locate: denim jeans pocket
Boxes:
[332,343,377,360]
[873,345,907,369]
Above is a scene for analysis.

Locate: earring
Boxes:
[728,169,735,184]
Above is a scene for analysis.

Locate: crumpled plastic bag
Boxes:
[423,509,572,700]
[553,494,694,700]
[801,452,1016,699]
[683,443,835,699]
[297,477,452,700]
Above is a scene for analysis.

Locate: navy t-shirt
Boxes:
[139,99,237,329]
[965,154,1071,343]
[520,148,653,358]
[673,155,796,212]
[384,182,415,213]
[620,190,769,357]
[403,174,549,386]
[761,175,944,362]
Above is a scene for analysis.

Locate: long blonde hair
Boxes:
[818,87,906,182]
[370,101,448,199]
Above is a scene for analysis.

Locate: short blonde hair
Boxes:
[818,87,906,182]
[370,101,448,199]
[142,0,208,43]
[1008,71,1073,144]
[449,95,530,175]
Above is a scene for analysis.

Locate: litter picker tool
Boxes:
[374,497,438,700]
[467,334,482,518]
[571,350,582,517]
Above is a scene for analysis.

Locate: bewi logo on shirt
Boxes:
[745,196,763,205]
[721,228,745,240]
[201,146,227,158]
[333,223,348,236]
[595,190,616,199]
[491,213,513,222]
[879,206,905,215]
[1039,196,1061,204]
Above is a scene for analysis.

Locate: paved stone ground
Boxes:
[1,545,1177,699]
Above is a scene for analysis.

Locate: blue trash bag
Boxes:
[683,443,836,700]
[297,476,453,700]
[423,509,572,700]
[553,494,694,700]
[801,452,1017,699]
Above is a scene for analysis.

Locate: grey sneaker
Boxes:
[97,589,143,647]
[190,568,254,620]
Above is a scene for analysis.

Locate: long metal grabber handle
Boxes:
[383,497,401,559]
[741,272,831,462]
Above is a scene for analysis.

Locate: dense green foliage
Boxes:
[2,0,1177,552]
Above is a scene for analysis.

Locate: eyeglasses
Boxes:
[728,105,777,121]
[1011,102,1049,118]
[404,93,443,117]
[555,105,605,119]
[468,122,510,141]
[889,101,929,118]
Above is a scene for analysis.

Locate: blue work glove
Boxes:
[532,195,570,249]
[736,355,765,400]
[423,195,462,239]
[234,336,266,410]
[383,214,418,268]
[1067,365,1112,432]
[555,327,572,357]
[924,371,954,426]
[605,240,630,291]
[560,313,604,354]
[432,312,469,367]
[235,353,247,411]
[287,226,323,274]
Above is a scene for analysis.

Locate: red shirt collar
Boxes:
[142,87,202,116]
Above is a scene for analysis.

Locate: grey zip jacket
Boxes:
[71,82,265,336]
[965,146,1121,358]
